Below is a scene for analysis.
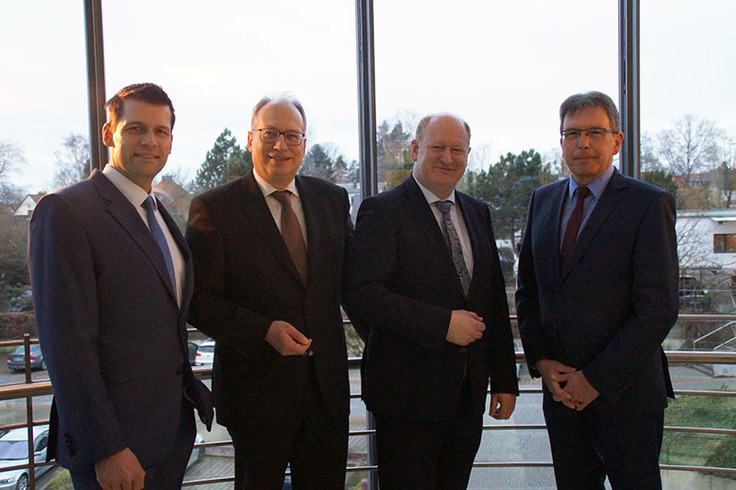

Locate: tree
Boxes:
[465,149,551,258]
[657,115,722,187]
[52,133,90,189]
[377,121,413,190]
[712,138,736,208]
[641,169,678,201]
[299,144,336,182]
[0,140,28,210]
[191,128,252,193]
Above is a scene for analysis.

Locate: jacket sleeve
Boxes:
[29,194,127,466]
[583,191,679,399]
[344,196,452,348]
[185,195,275,363]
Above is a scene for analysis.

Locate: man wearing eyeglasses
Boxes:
[185,95,352,489]
[516,91,679,489]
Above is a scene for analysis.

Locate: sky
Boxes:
[1,0,735,193]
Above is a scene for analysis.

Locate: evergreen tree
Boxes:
[192,128,252,193]
[466,149,551,258]
[300,144,336,182]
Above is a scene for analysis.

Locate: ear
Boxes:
[247,131,254,153]
[102,122,114,148]
[411,139,419,161]
[612,132,624,156]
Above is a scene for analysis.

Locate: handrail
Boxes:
[2,347,735,486]
[2,350,735,402]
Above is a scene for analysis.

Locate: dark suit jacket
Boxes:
[344,176,518,423]
[28,170,212,471]
[516,169,679,412]
[185,171,353,427]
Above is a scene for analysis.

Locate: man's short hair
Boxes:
[559,91,620,133]
[105,83,175,130]
[415,113,471,144]
[251,94,307,130]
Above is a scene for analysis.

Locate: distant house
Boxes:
[13,193,46,220]
[678,209,736,271]
[153,175,192,231]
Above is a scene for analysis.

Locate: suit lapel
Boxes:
[402,178,465,297]
[158,202,192,317]
[240,172,305,286]
[91,171,179,306]
[455,192,483,294]
[561,170,627,279]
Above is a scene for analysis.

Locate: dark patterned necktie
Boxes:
[560,186,591,270]
[435,200,470,296]
[273,190,308,285]
[142,196,177,300]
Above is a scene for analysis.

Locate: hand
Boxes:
[94,447,145,490]
[536,359,576,409]
[265,320,312,356]
[446,310,485,346]
[564,370,600,411]
[488,392,516,420]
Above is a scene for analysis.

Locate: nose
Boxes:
[439,147,453,162]
[272,133,289,150]
[140,129,156,146]
[577,131,591,148]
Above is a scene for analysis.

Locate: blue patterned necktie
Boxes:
[142,196,177,300]
[435,200,470,296]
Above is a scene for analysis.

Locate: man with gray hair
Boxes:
[517,91,679,488]
[186,95,353,488]
[346,112,518,488]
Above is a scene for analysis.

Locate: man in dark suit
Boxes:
[29,83,213,489]
[186,95,352,489]
[516,91,679,489]
[345,113,519,489]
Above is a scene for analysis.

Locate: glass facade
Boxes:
[0,0,735,488]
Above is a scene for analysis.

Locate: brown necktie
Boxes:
[273,190,308,285]
[560,186,591,270]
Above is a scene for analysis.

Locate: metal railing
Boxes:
[2,333,736,487]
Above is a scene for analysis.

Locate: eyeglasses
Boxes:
[561,128,617,141]
[251,128,305,146]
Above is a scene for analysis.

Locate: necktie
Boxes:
[142,196,177,300]
[435,200,470,296]
[273,190,308,285]
[560,186,591,270]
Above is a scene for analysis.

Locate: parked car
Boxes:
[0,425,52,490]
[187,341,198,366]
[6,345,46,372]
[196,339,215,366]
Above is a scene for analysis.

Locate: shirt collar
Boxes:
[252,169,299,198]
[412,173,456,206]
[102,164,153,207]
[569,164,615,201]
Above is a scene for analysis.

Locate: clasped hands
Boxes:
[536,358,599,411]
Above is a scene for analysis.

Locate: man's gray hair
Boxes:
[251,94,307,130]
[559,91,620,133]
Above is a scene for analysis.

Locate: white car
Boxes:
[0,425,52,490]
[196,339,215,366]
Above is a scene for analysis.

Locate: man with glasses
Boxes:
[186,95,353,489]
[516,91,679,489]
